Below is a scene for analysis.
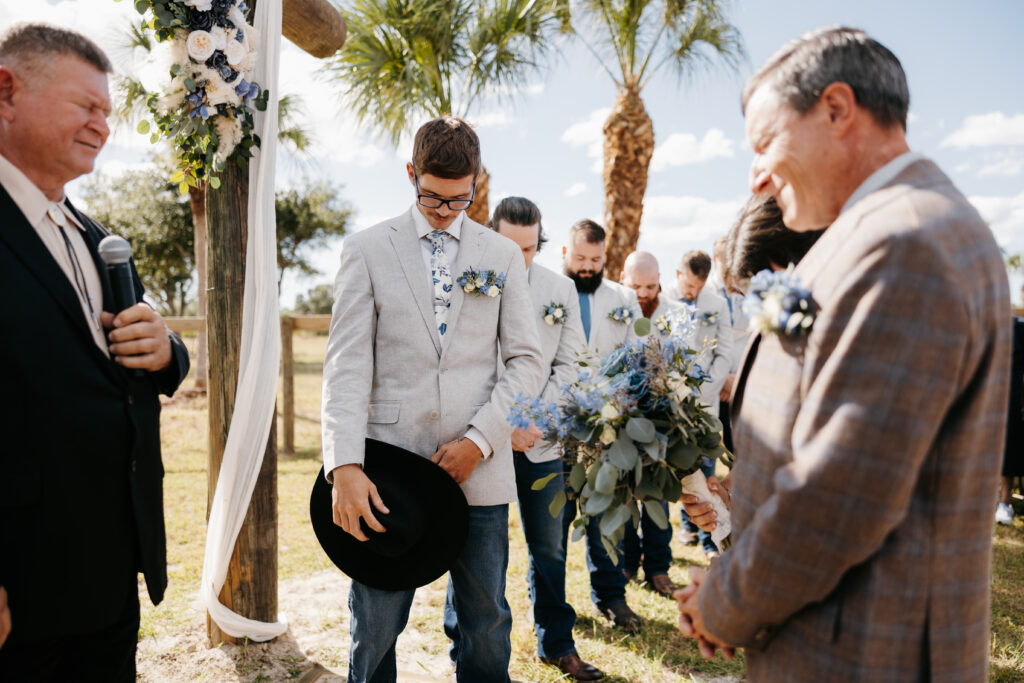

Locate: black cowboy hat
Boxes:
[310,438,469,591]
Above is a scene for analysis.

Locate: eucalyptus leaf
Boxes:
[704,414,724,433]
[643,439,663,461]
[600,535,620,565]
[662,476,682,503]
[594,461,617,495]
[571,521,586,542]
[586,462,600,490]
[584,491,613,515]
[633,317,652,337]
[209,176,221,190]
[136,120,150,134]
[599,503,631,538]
[667,441,701,470]
[531,472,559,491]
[625,416,656,443]
[607,437,638,469]
[644,499,669,530]
[568,462,586,491]
[548,490,567,518]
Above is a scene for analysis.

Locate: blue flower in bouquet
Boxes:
[457,267,505,297]
[742,266,817,337]
[607,306,633,325]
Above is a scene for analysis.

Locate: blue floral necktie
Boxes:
[427,231,453,337]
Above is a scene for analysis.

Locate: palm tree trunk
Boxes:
[189,183,208,391]
[602,82,654,280]
[466,165,490,225]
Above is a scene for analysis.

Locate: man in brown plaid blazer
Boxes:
[676,27,1012,681]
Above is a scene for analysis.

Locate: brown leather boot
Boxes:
[540,653,605,681]
[648,573,678,598]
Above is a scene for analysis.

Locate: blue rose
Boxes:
[188,9,214,31]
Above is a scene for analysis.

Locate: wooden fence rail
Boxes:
[167,307,1024,457]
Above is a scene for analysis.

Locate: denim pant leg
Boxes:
[562,491,628,612]
[514,454,577,659]
[621,504,642,576]
[347,581,416,683]
[639,500,673,575]
[446,504,512,683]
[679,457,718,551]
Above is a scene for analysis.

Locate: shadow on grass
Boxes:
[226,630,323,682]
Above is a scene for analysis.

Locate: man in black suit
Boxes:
[0,23,189,681]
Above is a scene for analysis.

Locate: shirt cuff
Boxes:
[465,427,493,459]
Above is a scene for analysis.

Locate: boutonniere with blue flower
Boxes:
[608,306,633,325]
[700,311,719,326]
[543,302,568,326]
[741,266,817,337]
[457,267,506,297]
[654,314,673,336]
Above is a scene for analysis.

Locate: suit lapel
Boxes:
[66,200,116,312]
[388,213,442,356]
[0,187,98,345]
[730,332,762,421]
[443,220,485,348]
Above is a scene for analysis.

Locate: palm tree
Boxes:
[567,0,743,278]
[325,0,567,224]
[112,23,313,390]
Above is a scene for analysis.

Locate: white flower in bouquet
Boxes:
[184,0,213,10]
[487,287,500,298]
[156,79,186,115]
[544,314,555,325]
[229,7,249,32]
[225,40,248,67]
[209,26,231,51]
[186,31,216,62]
[600,424,617,445]
[600,402,620,422]
[236,50,257,73]
[205,74,239,106]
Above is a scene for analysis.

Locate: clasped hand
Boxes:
[674,567,736,660]
[101,303,172,372]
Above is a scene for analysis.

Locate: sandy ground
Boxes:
[137,569,453,683]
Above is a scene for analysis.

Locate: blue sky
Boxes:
[7,0,1024,305]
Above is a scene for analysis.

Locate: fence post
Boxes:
[281,315,295,457]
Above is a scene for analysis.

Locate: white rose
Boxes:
[209,26,230,51]
[184,0,213,10]
[544,314,554,325]
[236,51,257,74]
[487,287,500,298]
[600,424,617,446]
[600,402,619,421]
[186,31,215,62]
[225,40,248,67]
[464,284,475,292]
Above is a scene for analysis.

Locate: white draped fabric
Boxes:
[199,0,288,641]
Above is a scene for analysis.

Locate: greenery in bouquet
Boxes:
[509,315,728,562]
[129,0,270,194]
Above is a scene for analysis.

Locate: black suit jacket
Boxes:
[0,185,189,644]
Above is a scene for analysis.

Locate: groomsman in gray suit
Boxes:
[321,116,544,683]
[562,219,644,632]
[665,250,733,556]
[619,251,686,598]
[485,197,603,681]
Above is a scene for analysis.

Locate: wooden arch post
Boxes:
[205,0,346,646]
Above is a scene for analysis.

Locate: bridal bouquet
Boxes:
[509,313,732,560]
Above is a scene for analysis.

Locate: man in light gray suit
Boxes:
[321,116,544,683]
[561,219,644,632]
[483,197,603,681]
[665,250,733,556]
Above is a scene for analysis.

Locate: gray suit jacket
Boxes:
[522,263,586,463]
[321,208,545,506]
[665,283,734,411]
[585,279,642,356]
[700,159,1011,682]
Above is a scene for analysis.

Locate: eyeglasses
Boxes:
[414,174,475,211]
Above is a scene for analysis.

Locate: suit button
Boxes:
[429,411,440,420]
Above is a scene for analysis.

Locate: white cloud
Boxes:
[941,112,1024,149]
[470,110,515,128]
[564,182,587,197]
[978,157,1024,177]
[561,107,610,160]
[968,191,1024,252]
[907,111,919,125]
[638,194,744,247]
[650,128,736,172]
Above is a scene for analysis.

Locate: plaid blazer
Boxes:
[700,159,1012,682]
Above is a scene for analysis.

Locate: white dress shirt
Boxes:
[841,151,924,215]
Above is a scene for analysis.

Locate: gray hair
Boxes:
[742,27,909,131]
[0,23,112,85]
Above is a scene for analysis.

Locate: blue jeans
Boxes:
[446,454,577,660]
[622,500,672,577]
[680,457,718,553]
[348,504,512,683]
[562,470,628,612]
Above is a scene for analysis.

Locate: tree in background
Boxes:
[567,0,743,278]
[293,283,335,315]
[325,0,567,224]
[81,157,195,316]
[275,178,353,290]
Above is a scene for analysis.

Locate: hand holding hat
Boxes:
[330,464,390,542]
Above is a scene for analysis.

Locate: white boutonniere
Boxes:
[543,302,568,326]
[654,314,673,336]
[741,266,817,337]
[457,267,506,297]
[701,310,719,326]
[608,306,633,325]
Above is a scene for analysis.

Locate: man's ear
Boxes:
[0,67,17,122]
[406,162,416,185]
[562,245,567,258]
[820,82,856,133]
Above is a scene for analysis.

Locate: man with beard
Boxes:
[618,251,688,598]
[561,219,644,632]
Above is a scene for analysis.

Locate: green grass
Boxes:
[145,332,1024,681]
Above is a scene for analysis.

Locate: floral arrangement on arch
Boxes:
[132,0,269,193]
[508,314,732,560]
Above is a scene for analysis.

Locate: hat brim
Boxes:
[310,439,469,591]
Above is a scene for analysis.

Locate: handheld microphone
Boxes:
[97,235,137,314]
